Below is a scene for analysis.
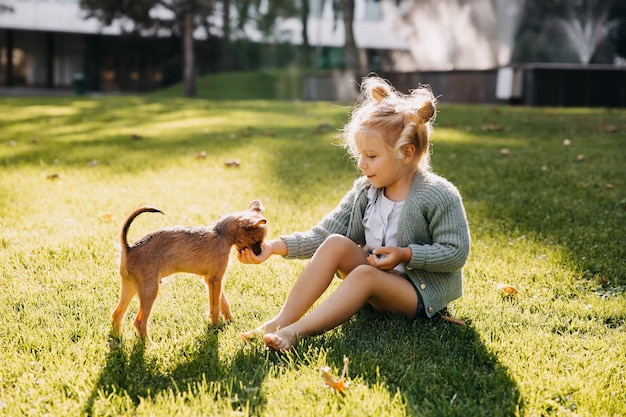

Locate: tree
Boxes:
[79,0,215,97]
[300,0,312,67]
[339,0,363,73]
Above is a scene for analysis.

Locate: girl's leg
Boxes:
[263,264,418,351]
[242,235,369,339]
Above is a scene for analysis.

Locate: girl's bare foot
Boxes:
[240,319,281,341]
[263,329,298,351]
[240,327,263,341]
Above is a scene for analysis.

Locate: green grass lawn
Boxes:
[0,88,625,416]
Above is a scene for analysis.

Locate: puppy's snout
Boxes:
[251,242,263,256]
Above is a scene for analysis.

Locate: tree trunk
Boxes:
[300,0,311,67]
[183,12,196,97]
[221,0,233,70]
[341,0,363,73]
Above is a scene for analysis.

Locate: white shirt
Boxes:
[363,187,405,274]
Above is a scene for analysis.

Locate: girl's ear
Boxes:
[401,144,416,163]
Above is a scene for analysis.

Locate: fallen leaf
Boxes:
[315,122,331,134]
[600,125,617,133]
[99,213,112,222]
[46,173,60,180]
[605,183,614,189]
[321,356,350,393]
[482,124,504,132]
[497,283,518,295]
[441,315,466,326]
[225,159,240,167]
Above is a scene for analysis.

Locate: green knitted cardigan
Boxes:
[280,170,471,317]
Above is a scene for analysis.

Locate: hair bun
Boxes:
[417,101,435,122]
[371,84,391,103]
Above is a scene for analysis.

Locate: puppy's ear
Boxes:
[253,219,267,226]
[241,217,267,229]
[249,200,264,213]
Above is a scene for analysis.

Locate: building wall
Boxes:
[0,0,410,91]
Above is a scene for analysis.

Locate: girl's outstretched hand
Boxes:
[237,238,287,264]
[237,245,271,264]
[367,246,411,271]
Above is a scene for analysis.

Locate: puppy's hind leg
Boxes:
[134,284,159,342]
[112,277,138,335]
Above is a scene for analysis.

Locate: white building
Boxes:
[0,0,417,91]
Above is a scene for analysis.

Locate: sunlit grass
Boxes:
[0,95,624,416]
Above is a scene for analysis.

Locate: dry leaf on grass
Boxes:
[482,124,504,132]
[321,356,350,393]
[225,159,240,167]
[315,122,331,134]
[99,213,112,222]
[497,283,519,295]
[600,125,617,133]
[441,315,466,326]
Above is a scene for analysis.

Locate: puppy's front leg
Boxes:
[205,274,223,325]
[220,290,234,322]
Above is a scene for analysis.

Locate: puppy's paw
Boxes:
[207,311,221,326]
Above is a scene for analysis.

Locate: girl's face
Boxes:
[356,130,409,191]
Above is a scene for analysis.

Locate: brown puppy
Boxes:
[112,200,267,342]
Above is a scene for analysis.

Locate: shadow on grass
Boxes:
[432,140,625,282]
[311,307,522,416]
[83,328,270,416]
[83,313,519,416]
[1,97,342,176]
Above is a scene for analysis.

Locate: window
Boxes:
[363,0,382,21]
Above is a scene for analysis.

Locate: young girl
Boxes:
[238,76,470,351]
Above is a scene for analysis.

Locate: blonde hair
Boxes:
[341,76,437,172]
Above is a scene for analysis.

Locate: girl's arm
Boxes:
[281,178,368,259]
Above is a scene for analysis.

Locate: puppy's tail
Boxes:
[120,206,163,250]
